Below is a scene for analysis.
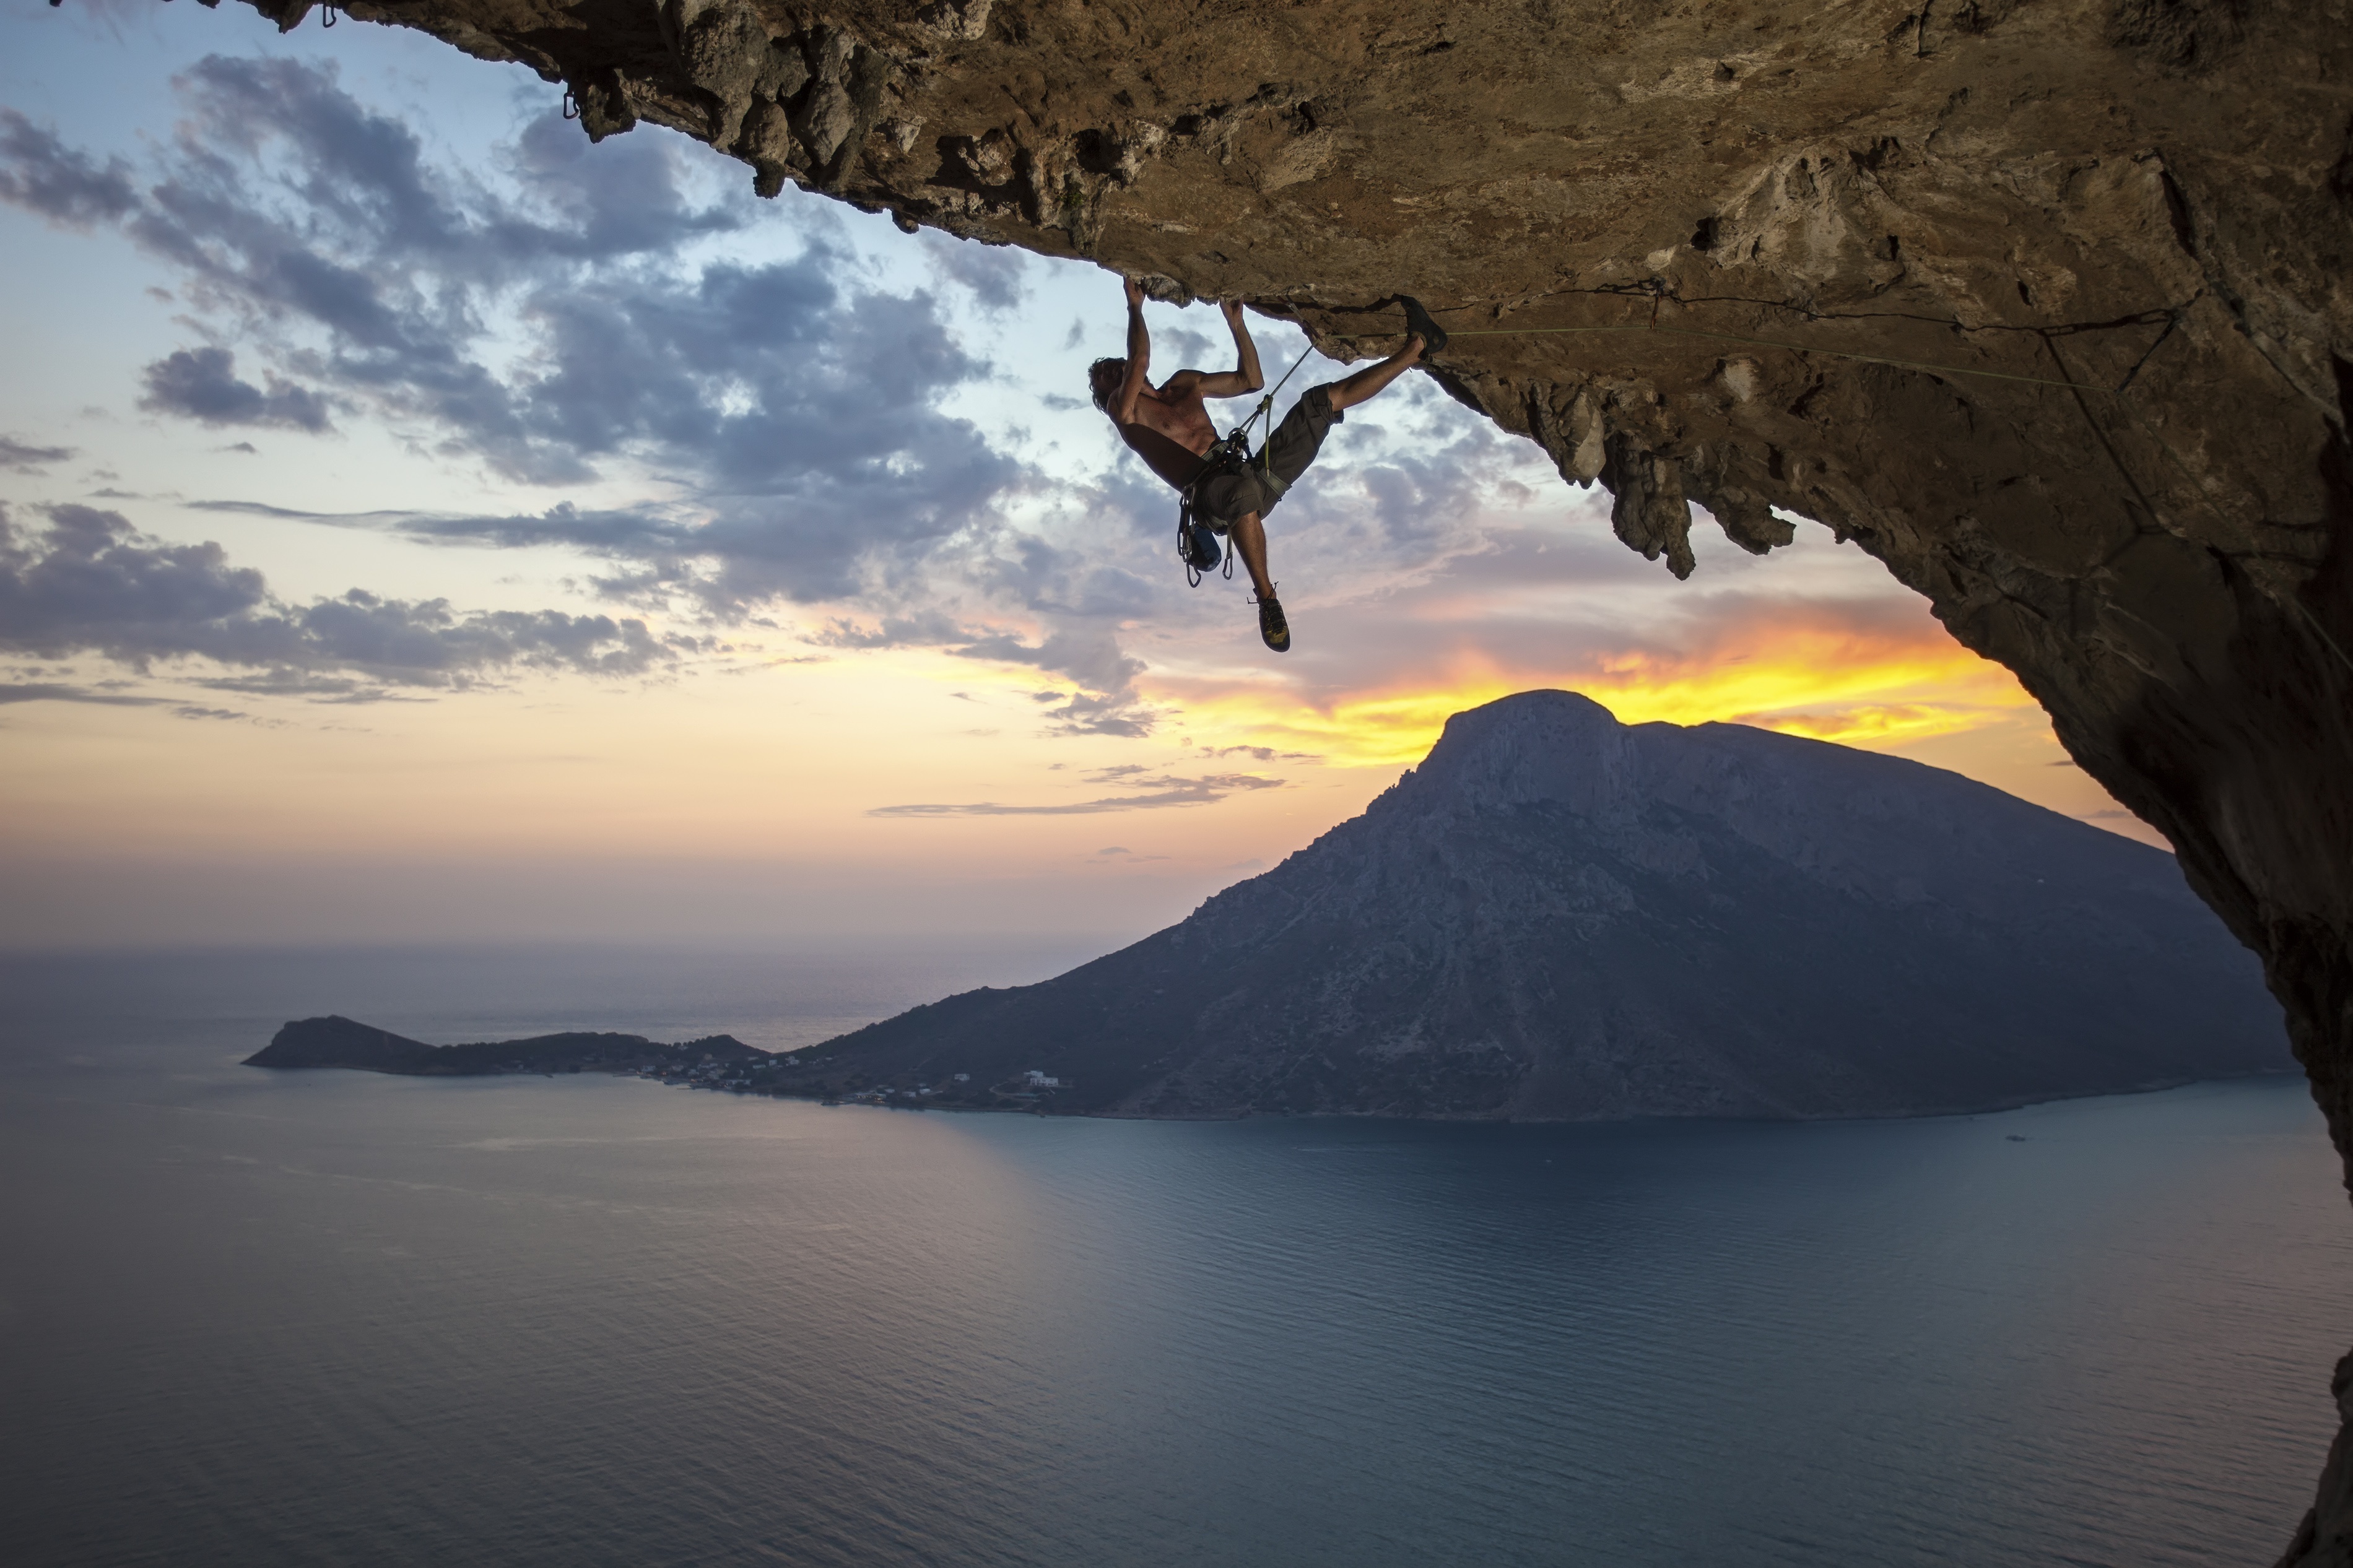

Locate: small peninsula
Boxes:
[245,1015,767,1077]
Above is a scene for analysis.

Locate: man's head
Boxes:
[1088,357,1126,414]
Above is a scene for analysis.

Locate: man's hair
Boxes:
[1088,357,1126,413]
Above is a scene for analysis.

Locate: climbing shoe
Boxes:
[1399,295,1448,356]
[1255,590,1291,654]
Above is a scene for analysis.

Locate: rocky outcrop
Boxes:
[191,0,2352,1551]
[798,691,2286,1119]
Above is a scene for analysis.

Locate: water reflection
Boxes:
[0,950,2339,1567]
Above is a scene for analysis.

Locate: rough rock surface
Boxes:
[191,0,2352,1551]
[804,690,2286,1118]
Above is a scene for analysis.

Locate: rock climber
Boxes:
[1090,280,1447,652]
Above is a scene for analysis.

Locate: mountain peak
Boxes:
[1394,689,1635,818]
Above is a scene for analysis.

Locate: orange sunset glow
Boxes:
[1146,594,2040,769]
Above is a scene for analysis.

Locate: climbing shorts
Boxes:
[1194,383,1344,526]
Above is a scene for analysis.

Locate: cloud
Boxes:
[810,609,975,649]
[139,347,332,431]
[2,59,1020,604]
[168,704,264,722]
[920,230,1026,311]
[949,625,1158,735]
[0,503,672,689]
[1088,845,1168,862]
[953,624,1142,694]
[869,771,1284,816]
[0,679,266,722]
[0,110,138,227]
[0,436,74,473]
[190,498,1170,730]
[0,680,161,707]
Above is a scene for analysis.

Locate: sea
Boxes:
[2,943,2345,1568]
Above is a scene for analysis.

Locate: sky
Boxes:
[0,1,2159,952]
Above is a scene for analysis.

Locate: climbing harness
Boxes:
[1176,343,1317,587]
[1177,434,1247,587]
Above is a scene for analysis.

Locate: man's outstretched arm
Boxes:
[1191,300,1265,399]
[1114,277,1152,423]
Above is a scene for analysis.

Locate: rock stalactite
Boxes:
[182,0,2353,1553]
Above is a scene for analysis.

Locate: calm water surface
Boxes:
[1,946,2346,1567]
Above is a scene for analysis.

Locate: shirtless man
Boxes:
[1090,280,1447,652]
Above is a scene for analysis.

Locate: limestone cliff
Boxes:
[180,0,2353,1554]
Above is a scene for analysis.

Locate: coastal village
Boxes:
[632,1052,1070,1112]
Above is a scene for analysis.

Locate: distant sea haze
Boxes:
[788,692,2286,1120]
[0,945,2341,1568]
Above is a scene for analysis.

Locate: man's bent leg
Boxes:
[1326,336,1425,413]
[1256,337,1430,497]
[1259,386,1342,499]
[1230,510,1275,599]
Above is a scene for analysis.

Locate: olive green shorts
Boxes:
[1194,383,1344,525]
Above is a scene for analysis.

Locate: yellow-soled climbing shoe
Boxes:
[1255,592,1290,654]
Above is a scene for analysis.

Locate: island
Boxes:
[243,1014,1055,1108]
[246,1015,769,1079]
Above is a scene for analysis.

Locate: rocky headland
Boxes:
[246,1015,767,1076]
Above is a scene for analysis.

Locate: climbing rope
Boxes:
[1336,316,2126,394]
[1229,342,1317,484]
